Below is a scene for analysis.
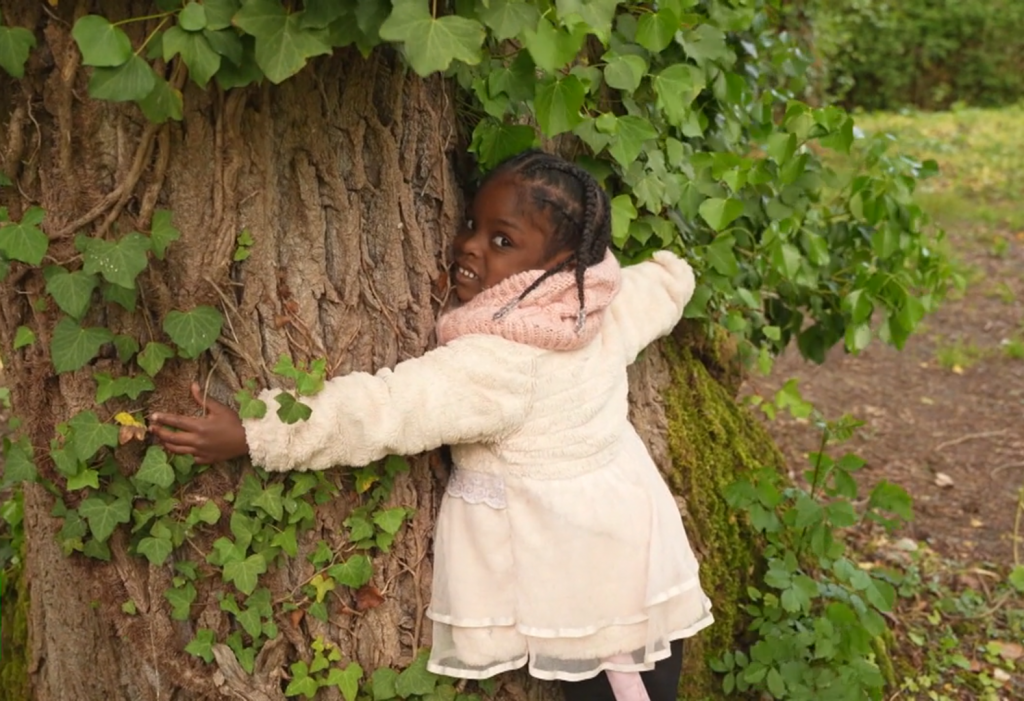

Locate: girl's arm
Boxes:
[605,251,696,362]
[150,335,536,471]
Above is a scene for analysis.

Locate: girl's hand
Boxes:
[150,382,249,465]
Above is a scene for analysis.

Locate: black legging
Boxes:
[560,640,684,701]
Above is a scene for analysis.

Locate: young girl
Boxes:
[150,150,713,701]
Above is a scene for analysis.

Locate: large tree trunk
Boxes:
[0,4,776,700]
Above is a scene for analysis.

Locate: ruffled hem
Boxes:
[426,583,713,681]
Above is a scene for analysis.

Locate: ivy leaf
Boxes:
[1,439,37,486]
[94,373,155,403]
[635,9,678,52]
[301,0,348,29]
[603,53,647,93]
[0,20,36,78]
[234,0,332,83]
[0,206,49,265]
[252,483,284,521]
[223,553,267,595]
[1009,566,1024,593]
[163,305,224,358]
[137,342,175,377]
[203,28,244,66]
[163,26,221,88]
[698,197,744,232]
[13,325,35,349]
[72,15,133,67]
[556,0,618,41]
[706,234,740,276]
[270,525,297,557]
[469,121,537,171]
[139,74,184,124]
[102,281,138,312]
[89,55,157,102]
[653,64,705,127]
[112,334,140,363]
[82,232,151,289]
[610,195,637,248]
[68,410,119,461]
[371,668,399,701]
[477,0,540,41]
[607,115,659,167]
[394,650,437,697]
[150,210,181,260]
[274,392,312,424]
[138,535,174,565]
[325,663,363,701]
[534,75,585,137]
[179,2,208,32]
[136,446,175,489]
[44,267,98,320]
[679,24,735,65]
[373,507,408,536]
[215,34,264,89]
[205,0,240,31]
[327,554,372,588]
[78,495,132,543]
[67,467,100,491]
[379,0,485,76]
[235,387,268,419]
[522,16,585,73]
[185,628,215,662]
[166,582,198,621]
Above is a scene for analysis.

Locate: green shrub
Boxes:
[798,0,1024,110]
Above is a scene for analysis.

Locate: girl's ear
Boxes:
[545,248,575,271]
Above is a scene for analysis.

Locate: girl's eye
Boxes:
[491,234,512,248]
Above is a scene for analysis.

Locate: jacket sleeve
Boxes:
[605,251,696,363]
[243,335,536,472]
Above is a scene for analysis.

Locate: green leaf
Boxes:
[72,15,133,67]
[203,27,244,66]
[138,535,174,565]
[372,668,399,701]
[102,281,138,311]
[138,342,176,377]
[163,305,224,358]
[470,121,537,172]
[0,206,49,264]
[166,582,198,620]
[81,232,151,289]
[326,663,363,701]
[205,0,241,30]
[603,53,647,93]
[301,0,348,28]
[69,410,119,460]
[327,554,372,588]
[635,9,678,52]
[1009,565,1024,593]
[286,664,319,699]
[13,325,35,349]
[868,481,913,521]
[223,553,267,595]
[0,21,36,78]
[373,507,408,535]
[50,319,113,372]
[379,0,485,76]
[179,2,208,32]
[136,446,175,489]
[556,0,617,41]
[706,235,740,276]
[772,243,802,279]
[534,75,585,137]
[216,34,265,89]
[163,26,221,88]
[521,16,584,73]
[78,495,132,543]
[395,650,437,697]
[1,439,37,486]
[271,525,298,557]
[83,538,111,560]
[185,628,215,662]
[89,55,157,102]
[139,74,184,123]
[680,24,734,65]
[478,0,539,41]
[234,0,333,83]
[608,115,658,167]
[274,392,312,424]
[699,197,744,232]
[252,483,285,521]
[66,467,99,491]
[236,387,268,419]
[610,194,637,247]
[44,267,98,320]
[192,500,222,525]
[767,132,797,165]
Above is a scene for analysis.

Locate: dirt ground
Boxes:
[746,221,1024,566]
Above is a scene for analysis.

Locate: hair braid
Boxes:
[482,150,611,328]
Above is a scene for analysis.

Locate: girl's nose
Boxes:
[457,229,482,257]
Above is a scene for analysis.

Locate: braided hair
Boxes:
[484,149,612,331]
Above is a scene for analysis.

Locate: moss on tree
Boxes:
[0,549,30,701]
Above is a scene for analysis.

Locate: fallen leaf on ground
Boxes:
[990,641,1023,661]
[934,472,955,488]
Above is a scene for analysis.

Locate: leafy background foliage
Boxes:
[0,0,957,699]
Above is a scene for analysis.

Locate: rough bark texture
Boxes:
[0,3,778,700]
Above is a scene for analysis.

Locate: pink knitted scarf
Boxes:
[436,251,622,351]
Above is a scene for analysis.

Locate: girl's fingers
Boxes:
[150,425,200,448]
[149,412,202,432]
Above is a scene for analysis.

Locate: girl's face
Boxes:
[452,173,573,303]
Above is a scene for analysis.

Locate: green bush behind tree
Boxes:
[797,0,1024,110]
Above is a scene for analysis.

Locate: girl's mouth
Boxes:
[455,265,479,281]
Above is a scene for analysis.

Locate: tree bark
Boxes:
[0,4,777,700]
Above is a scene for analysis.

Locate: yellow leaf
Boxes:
[951,364,964,375]
[114,412,145,427]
